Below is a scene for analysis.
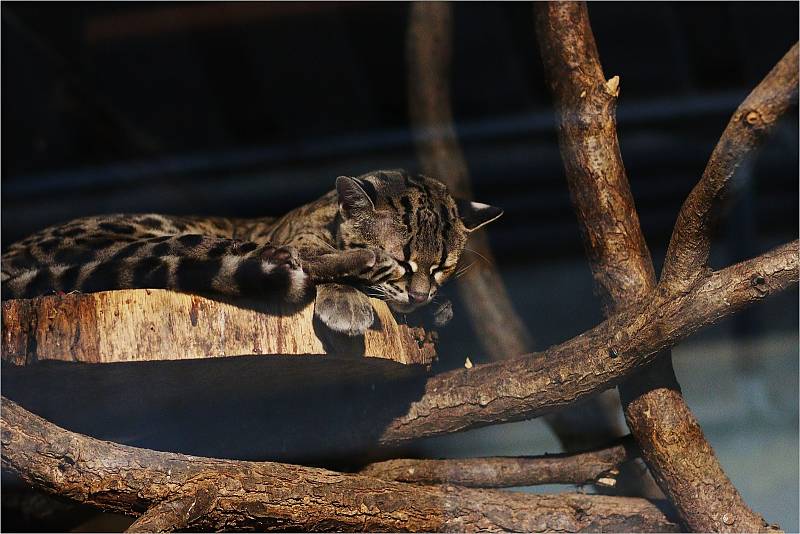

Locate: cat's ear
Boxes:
[455,199,504,231]
[336,176,376,218]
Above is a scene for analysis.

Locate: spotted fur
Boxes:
[2,170,502,335]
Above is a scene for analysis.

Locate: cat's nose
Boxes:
[408,291,428,304]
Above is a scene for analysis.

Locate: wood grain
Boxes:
[1,289,435,366]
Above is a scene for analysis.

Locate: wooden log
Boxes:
[1,289,436,366]
[0,288,436,461]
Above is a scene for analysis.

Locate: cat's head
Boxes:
[336,169,502,313]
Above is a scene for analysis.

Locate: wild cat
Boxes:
[2,169,502,335]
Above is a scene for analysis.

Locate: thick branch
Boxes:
[361,436,634,488]
[661,43,798,292]
[534,1,654,307]
[621,369,780,533]
[1,399,679,533]
[380,241,798,444]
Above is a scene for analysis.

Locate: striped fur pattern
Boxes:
[2,169,502,335]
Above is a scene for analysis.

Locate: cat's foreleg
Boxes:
[300,248,404,284]
[2,236,308,302]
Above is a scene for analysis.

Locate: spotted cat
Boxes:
[2,169,502,335]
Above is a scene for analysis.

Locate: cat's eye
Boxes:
[395,259,412,273]
[429,264,440,274]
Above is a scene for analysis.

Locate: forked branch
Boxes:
[534,3,795,531]
[379,240,797,444]
[661,43,798,292]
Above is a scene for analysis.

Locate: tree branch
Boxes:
[534,1,655,307]
[661,43,798,292]
[532,3,790,531]
[1,399,680,532]
[534,0,669,503]
[379,240,797,444]
[361,436,635,488]
[126,486,218,533]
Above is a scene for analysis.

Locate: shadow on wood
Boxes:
[1,355,429,465]
[1,288,435,466]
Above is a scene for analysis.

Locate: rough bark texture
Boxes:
[1,399,680,533]
[622,380,778,533]
[532,0,665,500]
[379,240,798,444]
[534,2,655,307]
[622,41,797,534]
[534,3,795,531]
[661,43,799,293]
[406,0,627,456]
[1,289,435,366]
[361,436,634,488]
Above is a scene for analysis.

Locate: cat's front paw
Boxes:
[314,283,374,336]
[260,244,301,270]
[358,249,405,284]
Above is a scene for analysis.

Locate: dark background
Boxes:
[2,2,798,531]
[3,2,797,264]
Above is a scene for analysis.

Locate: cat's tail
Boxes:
[1,255,310,303]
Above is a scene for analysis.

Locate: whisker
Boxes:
[463,247,493,267]
[454,261,478,280]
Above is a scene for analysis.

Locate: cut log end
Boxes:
[2,289,436,367]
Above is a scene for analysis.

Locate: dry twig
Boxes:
[361,436,635,488]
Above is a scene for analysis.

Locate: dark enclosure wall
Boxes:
[2,1,798,531]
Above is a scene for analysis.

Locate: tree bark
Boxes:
[661,43,799,293]
[625,41,796,534]
[361,436,635,488]
[379,240,797,444]
[534,3,794,531]
[1,399,680,533]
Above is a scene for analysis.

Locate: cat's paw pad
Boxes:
[261,245,301,270]
[358,249,405,283]
[314,284,374,336]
